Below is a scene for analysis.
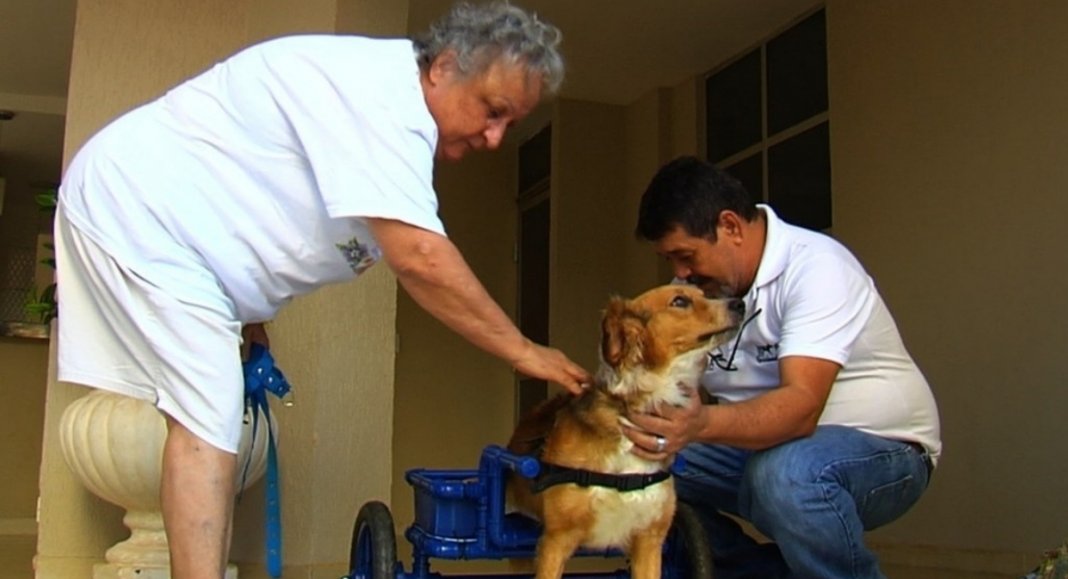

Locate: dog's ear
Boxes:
[601,297,645,369]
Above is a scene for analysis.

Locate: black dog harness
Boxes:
[531,462,672,493]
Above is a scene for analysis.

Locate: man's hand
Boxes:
[621,386,708,459]
[623,356,838,452]
[511,339,591,395]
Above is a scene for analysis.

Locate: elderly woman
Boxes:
[55,2,590,577]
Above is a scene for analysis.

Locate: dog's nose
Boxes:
[728,298,746,317]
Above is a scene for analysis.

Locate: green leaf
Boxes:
[23,284,58,323]
[35,190,58,212]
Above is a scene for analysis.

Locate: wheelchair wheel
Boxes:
[348,500,397,579]
[663,501,714,578]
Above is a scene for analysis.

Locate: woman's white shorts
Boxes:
[54,208,245,453]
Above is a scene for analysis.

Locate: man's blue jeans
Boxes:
[676,425,932,579]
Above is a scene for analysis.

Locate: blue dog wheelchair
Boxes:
[342,445,713,579]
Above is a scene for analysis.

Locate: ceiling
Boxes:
[0,0,817,184]
[411,0,819,106]
[0,0,76,183]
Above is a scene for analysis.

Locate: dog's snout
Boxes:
[728,299,746,317]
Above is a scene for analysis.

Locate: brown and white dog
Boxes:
[507,284,744,579]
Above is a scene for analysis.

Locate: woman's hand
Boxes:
[240,323,270,361]
[369,217,591,394]
[511,339,591,395]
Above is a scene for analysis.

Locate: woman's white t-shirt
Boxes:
[60,35,444,322]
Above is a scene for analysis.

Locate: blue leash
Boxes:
[243,342,290,578]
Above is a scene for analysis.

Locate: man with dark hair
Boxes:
[622,156,940,578]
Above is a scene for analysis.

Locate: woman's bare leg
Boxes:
[161,416,237,579]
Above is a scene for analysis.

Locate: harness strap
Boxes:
[531,462,671,493]
[243,343,290,579]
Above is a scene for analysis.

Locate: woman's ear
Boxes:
[427,50,458,86]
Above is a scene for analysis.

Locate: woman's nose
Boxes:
[483,123,506,149]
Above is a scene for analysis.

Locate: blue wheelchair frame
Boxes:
[344,445,711,579]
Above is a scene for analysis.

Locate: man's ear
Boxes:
[717,210,745,243]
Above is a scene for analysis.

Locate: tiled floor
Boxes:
[418,556,1024,578]
[884,564,1018,579]
[0,535,1025,579]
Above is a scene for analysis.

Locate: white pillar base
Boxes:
[61,391,269,579]
[92,562,238,579]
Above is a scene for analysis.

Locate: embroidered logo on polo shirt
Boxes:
[336,238,381,275]
[755,344,779,363]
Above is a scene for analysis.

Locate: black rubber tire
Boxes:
[347,500,398,579]
[663,501,715,579]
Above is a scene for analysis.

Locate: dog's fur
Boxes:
[507,284,744,579]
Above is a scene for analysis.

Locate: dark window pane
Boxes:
[517,378,547,420]
[519,199,549,344]
[767,10,827,135]
[723,153,763,204]
[705,49,761,163]
[518,125,551,193]
[517,197,550,420]
[767,122,831,230]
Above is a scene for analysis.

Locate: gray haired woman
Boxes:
[55,2,589,577]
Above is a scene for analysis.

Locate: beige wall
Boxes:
[39,1,408,578]
[0,108,62,537]
[391,150,520,532]
[0,337,48,528]
[623,83,704,288]
[391,2,1068,576]
[828,0,1068,567]
[549,99,630,370]
[26,0,1068,576]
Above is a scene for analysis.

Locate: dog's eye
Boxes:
[670,295,692,308]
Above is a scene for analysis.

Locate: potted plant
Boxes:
[24,187,57,324]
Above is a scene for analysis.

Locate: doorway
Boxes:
[515,125,551,421]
